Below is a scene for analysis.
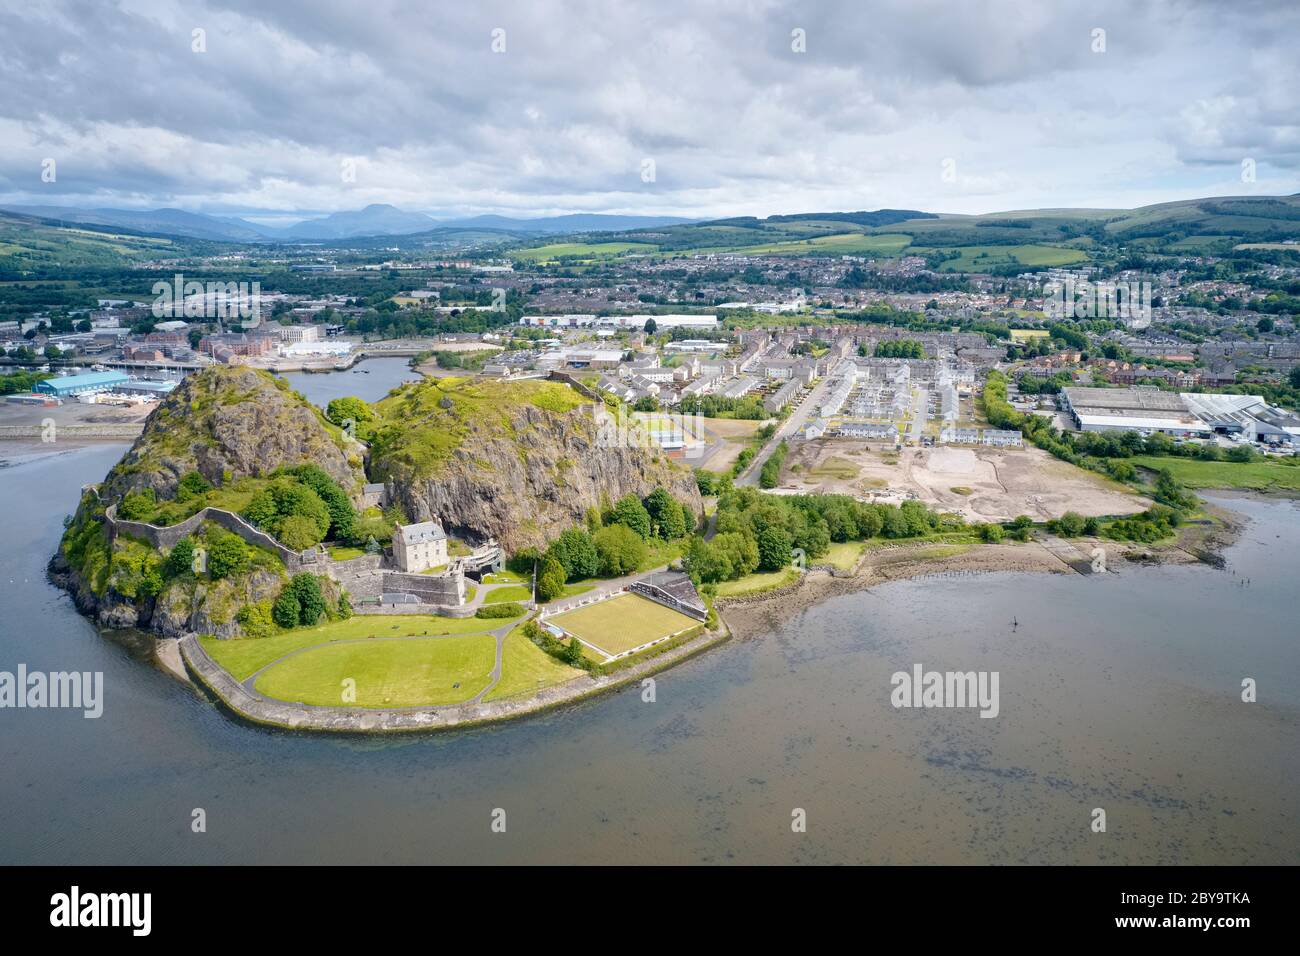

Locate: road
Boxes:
[736,360,840,487]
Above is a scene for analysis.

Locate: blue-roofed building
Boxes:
[33,371,129,398]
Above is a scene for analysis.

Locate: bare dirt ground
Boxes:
[694,417,763,472]
[0,402,153,427]
[783,438,1148,521]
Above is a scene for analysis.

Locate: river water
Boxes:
[278,355,421,405]
[0,363,1295,864]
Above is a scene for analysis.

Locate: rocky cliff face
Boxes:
[371,380,702,551]
[101,365,363,502]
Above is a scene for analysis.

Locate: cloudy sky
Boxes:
[1,0,1297,222]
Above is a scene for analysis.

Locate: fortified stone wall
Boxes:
[381,570,463,605]
[103,501,317,573]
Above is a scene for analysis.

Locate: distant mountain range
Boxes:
[1,203,697,243]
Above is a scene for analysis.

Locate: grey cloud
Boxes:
[0,0,1296,217]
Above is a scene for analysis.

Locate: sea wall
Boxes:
[179,624,731,734]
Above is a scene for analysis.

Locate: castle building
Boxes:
[393,520,448,572]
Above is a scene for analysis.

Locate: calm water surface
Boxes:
[1,371,1296,863]
[278,355,420,406]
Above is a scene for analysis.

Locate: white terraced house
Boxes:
[393,520,449,573]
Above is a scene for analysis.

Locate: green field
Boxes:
[254,633,496,707]
[1130,456,1300,491]
[483,582,594,604]
[682,231,913,258]
[550,593,698,657]
[922,244,1089,272]
[821,541,865,570]
[200,614,510,681]
[483,627,585,702]
[713,568,799,597]
[509,241,657,262]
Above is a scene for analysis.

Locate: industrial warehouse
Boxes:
[1061,386,1300,445]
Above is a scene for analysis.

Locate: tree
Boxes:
[881,507,910,538]
[176,471,212,502]
[325,396,375,437]
[208,533,250,580]
[609,494,652,538]
[1008,514,1033,541]
[756,525,793,572]
[563,636,586,666]
[643,318,657,334]
[548,527,600,581]
[272,589,301,628]
[979,523,1004,543]
[644,487,687,539]
[1289,366,1300,390]
[163,537,195,578]
[289,465,356,541]
[118,488,156,521]
[278,514,325,550]
[288,573,326,626]
[1055,511,1086,537]
[535,555,568,602]
[592,523,647,576]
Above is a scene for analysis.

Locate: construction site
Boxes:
[781,439,1149,522]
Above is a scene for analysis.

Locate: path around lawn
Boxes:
[237,617,521,708]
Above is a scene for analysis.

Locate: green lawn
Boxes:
[481,569,528,585]
[483,584,532,604]
[714,568,799,597]
[550,593,699,657]
[253,634,496,707]
[200,614,500,681]
[822,541,865,570]
[329,546,366,561]
[483,627,585,702]
[484,582,595,604]
[1130,455,1300,491]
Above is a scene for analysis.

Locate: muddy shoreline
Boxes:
[720,503,1247,639]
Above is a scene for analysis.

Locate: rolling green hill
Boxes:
[0,210,214,270]
[506,195,1300,270]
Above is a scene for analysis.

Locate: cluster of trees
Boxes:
[759,440,789,488]
[0,368,51,394]
[1016,371,1073,394]
[242,466,356,551]
[511,488,698,601]
[683,488,958,585]
[872,339,925,359]
[678,394,769,420]
[522,619,588,669]
[117,526,254,601]
[271,573,328,629]
[325,396,376,441]
[1101,504,1185,543]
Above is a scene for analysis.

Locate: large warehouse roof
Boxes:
[33,371,128,395]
